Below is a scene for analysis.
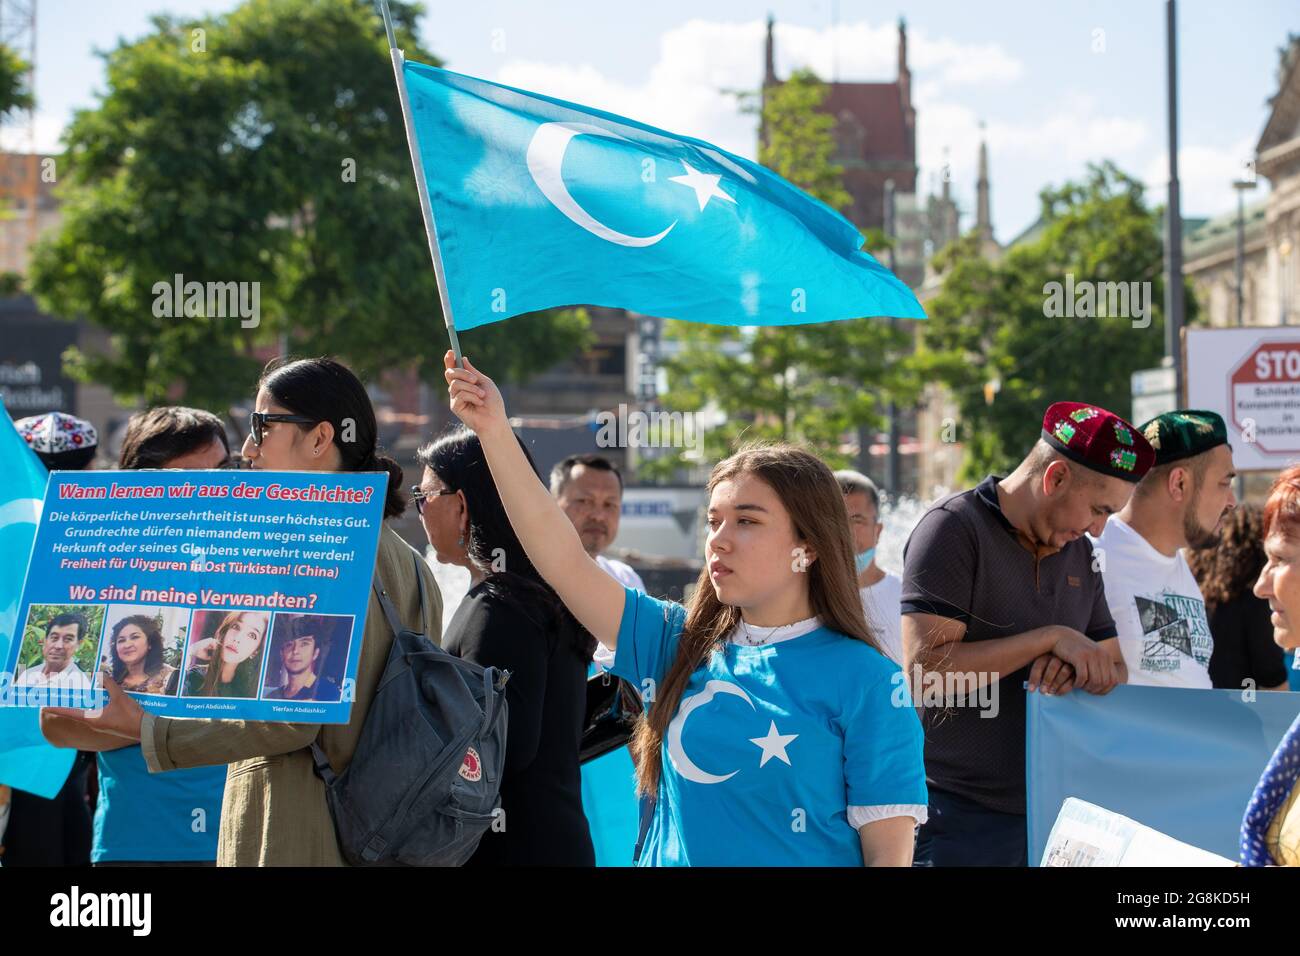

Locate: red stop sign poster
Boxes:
[1229,342,1300,455]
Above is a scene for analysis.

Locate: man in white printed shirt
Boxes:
[1089,410,1236,688]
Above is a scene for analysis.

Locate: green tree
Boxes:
[29,0,588,410]
[913,161,1194,481]
[645,69,909,478]
[0,42,33,120]
[0,38,35,289]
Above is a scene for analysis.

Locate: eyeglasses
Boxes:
[411,484,456,515]
[249,411,316,446]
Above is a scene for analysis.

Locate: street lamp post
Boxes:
[1233,177,1257,326]
[1164,0,1185,400]
[1282,239,1294,326]
[884,178,900,494]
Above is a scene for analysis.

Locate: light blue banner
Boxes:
[402,61,925,331]
[3,470,387,723]
[1027,684,1300,863]
[0,400,74,798]
[581,745,639,866]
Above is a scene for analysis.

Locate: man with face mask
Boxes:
[1089,410,1236,689]
[835,470,902,664]
[902,401,1155,866]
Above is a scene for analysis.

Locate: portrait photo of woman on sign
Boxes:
[178,610,271,699]
[99,606,188,696]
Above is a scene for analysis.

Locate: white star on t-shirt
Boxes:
[749,720,798,768]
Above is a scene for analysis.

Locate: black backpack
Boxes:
[311,551,510,866]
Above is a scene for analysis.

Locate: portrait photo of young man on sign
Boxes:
[261,614,352,703]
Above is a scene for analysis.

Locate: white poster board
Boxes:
[1185,327,1300,471]
[1041,798,1235,867]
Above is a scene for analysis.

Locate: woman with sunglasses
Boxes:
[414,427,595,866]
[41,357,444,867]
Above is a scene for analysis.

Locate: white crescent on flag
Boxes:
[525,121,677,247]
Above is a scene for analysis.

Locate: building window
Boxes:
[835,111,865,165]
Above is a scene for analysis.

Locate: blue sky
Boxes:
[17,0,1297,241]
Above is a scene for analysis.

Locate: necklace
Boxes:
[738,620,793,646]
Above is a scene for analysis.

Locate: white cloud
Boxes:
[497,20,766,160]
[1142,138,1268,220]
[494,16,1026,166]
[497,18,1205,241]
[0,112,67,154]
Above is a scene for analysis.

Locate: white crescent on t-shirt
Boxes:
[1089,515,1213,689]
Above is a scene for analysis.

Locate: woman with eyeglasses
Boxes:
[40,357,444,867]
[414,426,596,866]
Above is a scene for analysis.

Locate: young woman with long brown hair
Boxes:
[444,351,926,866]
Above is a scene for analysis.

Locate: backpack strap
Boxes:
[311,551,428,786]
[632,791,656,863]
[410,550,428,630]
[371,570,408,638]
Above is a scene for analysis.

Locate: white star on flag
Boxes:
[669,161,736,212]
[749,720,798,768]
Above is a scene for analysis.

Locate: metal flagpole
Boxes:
[377,0,464,365]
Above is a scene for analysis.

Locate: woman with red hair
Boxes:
[1242,465,1300,865]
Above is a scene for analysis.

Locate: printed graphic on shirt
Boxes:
[667,680,799,784]
[1134,593,1212,674]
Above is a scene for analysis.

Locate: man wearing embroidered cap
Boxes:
[901,400,1154,865]
[1089,410,1236,689]
[15,412,99,471]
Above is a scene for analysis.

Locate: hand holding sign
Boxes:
[40,674,144,750]
[6,470,387,723]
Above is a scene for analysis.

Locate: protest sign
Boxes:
[1027,684,1300,863]
[2,470,387,723]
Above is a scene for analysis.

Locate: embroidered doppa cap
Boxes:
[1040,401,1155,483]
[1138,410,1228,466]
[15,411,99,470]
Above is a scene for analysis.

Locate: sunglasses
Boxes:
[410,484,456,515]
[249,411,316,446]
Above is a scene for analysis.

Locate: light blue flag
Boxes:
[401,61,926,331]
[1027,685,1300,863]
[0,400,73,798]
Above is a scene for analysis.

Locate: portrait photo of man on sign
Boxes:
[261,614,351,703]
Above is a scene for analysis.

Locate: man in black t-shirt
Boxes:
[901,402,1155,866]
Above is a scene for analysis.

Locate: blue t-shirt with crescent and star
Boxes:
[612,586,927,866]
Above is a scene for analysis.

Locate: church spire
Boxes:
[764,13,776,86]
[976,122,993,244]
[897,17,910,99]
